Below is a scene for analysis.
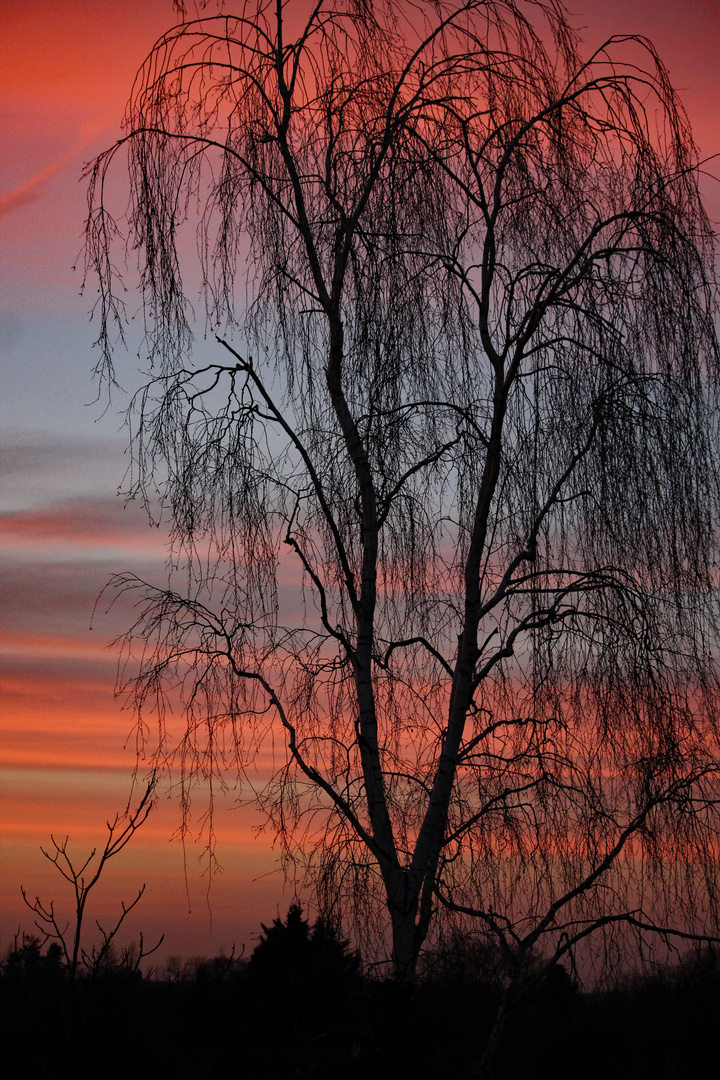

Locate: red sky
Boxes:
[1,0,719,966]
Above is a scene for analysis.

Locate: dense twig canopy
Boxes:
[86,0,720,982]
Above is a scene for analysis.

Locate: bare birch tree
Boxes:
[85,0,720,1037]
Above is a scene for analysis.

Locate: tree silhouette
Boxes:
[250,903,359,990]
[247,903,361,1055]
[21,777,163,984]
[85,1,720,1060]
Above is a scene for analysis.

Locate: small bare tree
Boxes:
[22,777,163,983]
[85,1,720,1062]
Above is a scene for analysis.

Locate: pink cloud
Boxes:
[0,497,167,556]
[0,146,83,220]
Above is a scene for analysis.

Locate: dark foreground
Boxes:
[2,930,718,1079]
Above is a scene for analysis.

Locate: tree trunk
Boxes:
[473,989,519,1080]
[389,902,423,982]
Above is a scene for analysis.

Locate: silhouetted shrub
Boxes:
[249,904,360,991]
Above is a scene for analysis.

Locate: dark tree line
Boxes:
[84,1,720,1072]
[4,905,720,1079]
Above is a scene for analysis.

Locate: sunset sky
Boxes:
[2,0,719,965]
